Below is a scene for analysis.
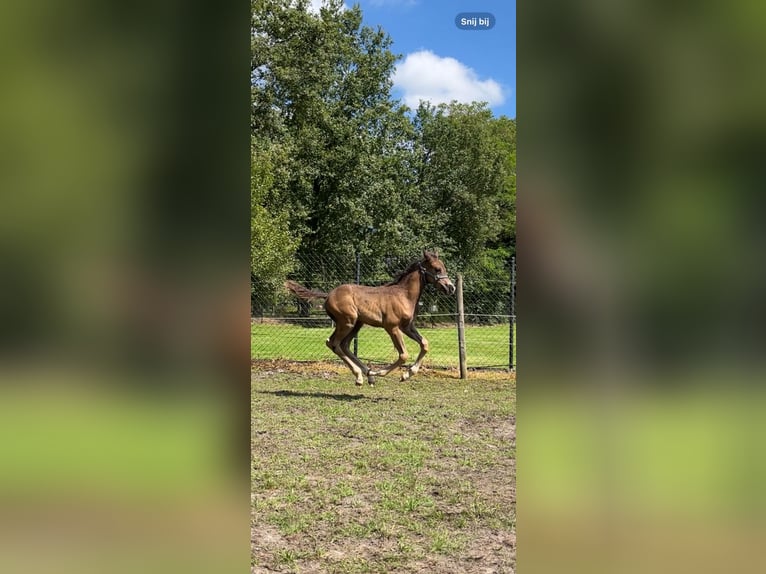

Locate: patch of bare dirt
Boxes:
[251,523,290,573]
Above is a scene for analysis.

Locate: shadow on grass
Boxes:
[258,390,393,402]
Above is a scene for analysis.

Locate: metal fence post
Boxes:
[510,256,516,371]
[456,273,467,379]
[354,251,361,356]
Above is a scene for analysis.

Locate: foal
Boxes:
[286,251,455,386]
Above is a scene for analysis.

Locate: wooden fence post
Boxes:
[456,273,467,379]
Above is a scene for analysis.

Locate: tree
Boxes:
[251,0,418,269]
[413,102,514,270]
[250,138,298,314]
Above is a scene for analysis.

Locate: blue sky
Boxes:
[353,0,516,118]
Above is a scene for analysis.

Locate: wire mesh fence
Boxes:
[251,253,515,370]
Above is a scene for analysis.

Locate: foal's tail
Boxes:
[284,280,329,301]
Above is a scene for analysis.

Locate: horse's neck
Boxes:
[401,269,425,307]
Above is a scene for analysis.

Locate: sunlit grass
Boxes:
[252,321,514,369]
[251,366,516,572]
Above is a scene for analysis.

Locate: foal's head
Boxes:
[420,251,456,295]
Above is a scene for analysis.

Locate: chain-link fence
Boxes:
[252,254,515,370]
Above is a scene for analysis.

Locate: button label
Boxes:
[455,12,496,30]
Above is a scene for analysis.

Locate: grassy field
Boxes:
[252,321,514,369]
[251,361,516,573]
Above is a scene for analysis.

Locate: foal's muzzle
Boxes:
[439,279,456,296]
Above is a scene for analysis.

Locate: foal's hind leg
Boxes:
[326,322,365,386]
[368,327,409,378]
[400,323,429,381]
[340,322,375,386]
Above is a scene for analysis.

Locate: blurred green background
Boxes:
[520,1,766,572]
[0,1,249,573]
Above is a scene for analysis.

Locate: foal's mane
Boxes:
[385,259,423,286]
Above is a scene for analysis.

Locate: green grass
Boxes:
[252,321,514,369]
[251,364,516,573]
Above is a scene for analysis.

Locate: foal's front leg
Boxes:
[400,324,429,381]
[368,327,408,379]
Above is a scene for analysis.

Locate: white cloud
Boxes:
[308,0,348,14]
[393,50,506,108]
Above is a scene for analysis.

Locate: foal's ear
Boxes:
[433,248,439,258]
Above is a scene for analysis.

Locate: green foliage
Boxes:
[413,101,514,269]
[251,0,516,295]
[489,116,517,254]
[252,0,411,259]
[251,138,298,312]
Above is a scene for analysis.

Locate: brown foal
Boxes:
[285,251,455,386]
